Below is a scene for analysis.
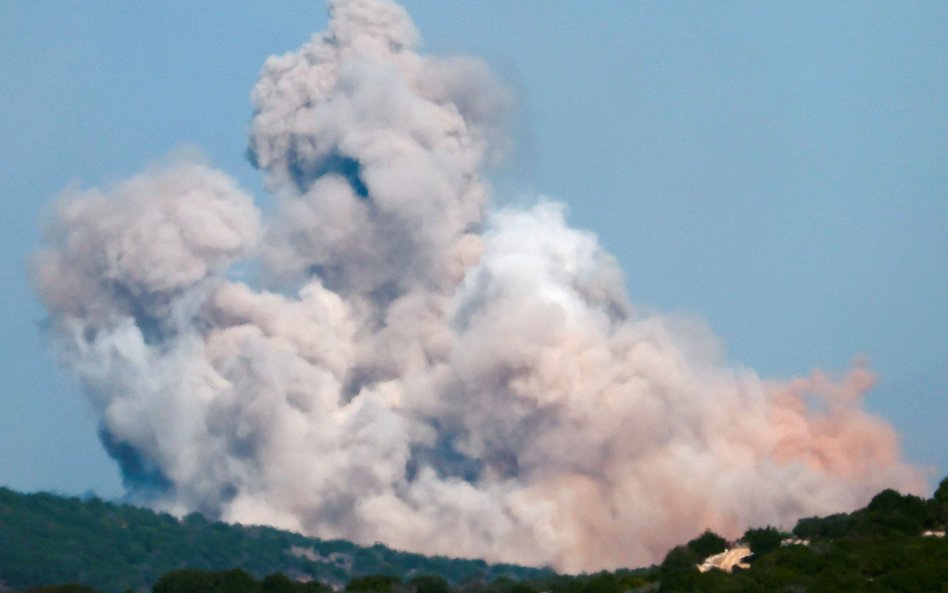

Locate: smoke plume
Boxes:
[33,0,925,572]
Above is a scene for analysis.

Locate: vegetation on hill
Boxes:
[0,488,550,593]
[2,478,946,593]
[656,477,948,592]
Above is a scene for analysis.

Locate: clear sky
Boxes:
[1,1,945,499]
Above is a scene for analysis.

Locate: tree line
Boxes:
[5,478,948,593]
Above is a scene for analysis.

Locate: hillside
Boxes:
[0,488,551,593]
[2,478,947,593]
[652,477,948,592]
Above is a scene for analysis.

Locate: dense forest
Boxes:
[0,488,550,593]
[2,478,946,593]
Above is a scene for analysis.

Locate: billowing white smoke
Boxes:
[33,0,925,572]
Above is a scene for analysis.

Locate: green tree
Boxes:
[347,575,401,593]
[685,530,726,560]
[411,575,451,593]
[152,568,256,593]
[296,582,332,593]
[931,476,948,526]
[659,546,701,593]
[742,527,783,556]
[262,574,295,593]
[580,574,620,593]
[507,583,538,593]
[217,569,258,593]
[858,489,932,535]
[793,512,852,539]
[152,569,215,593]
[661,546,698,572]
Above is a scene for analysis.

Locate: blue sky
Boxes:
[1,1,945,498]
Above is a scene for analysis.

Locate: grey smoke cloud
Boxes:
[33,0,925,572]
